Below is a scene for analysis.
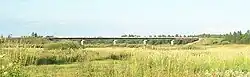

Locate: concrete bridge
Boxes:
[46,36,199,45]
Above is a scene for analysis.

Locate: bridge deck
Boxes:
[8,36,199,40]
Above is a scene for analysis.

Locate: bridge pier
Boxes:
[143,40,148,45]
[113,40,117,45]
[171,40,175,45]
[81,40,85,45]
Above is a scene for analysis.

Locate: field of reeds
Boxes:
[1,39,250,77]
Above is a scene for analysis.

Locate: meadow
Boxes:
[1,39,250,77]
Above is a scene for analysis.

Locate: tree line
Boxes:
[3,30,250,45]
[193,30,250,44]
[121,34,197,37]
[0,33,198,45]
[224,30,250,44]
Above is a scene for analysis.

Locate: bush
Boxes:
[44,40,83,50]
[107,52,133,60]
[221,41,230,45]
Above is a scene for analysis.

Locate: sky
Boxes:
[1,0,250,36]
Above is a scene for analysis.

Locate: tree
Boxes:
[128,34,134,37]
[175,34,179,37]
[0,34,3,38]
[121,35,128,37]
[7,34,12,38]
[149,35,152,37]
[31,32,38,37]
[223,30,250,44]
[247,30,250,34]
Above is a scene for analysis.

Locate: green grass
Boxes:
[1,44,250,77]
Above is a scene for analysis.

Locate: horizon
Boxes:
[1,0,250,36]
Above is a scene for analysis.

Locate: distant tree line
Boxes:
[0,33,199,45]
[223,30,250,44]
[118,30,250,44]
[0,32,49,44]
[82,39,197,45]
[121,34,141,37]
[21,32,43,38]
[194,30,250,44]
[3,30,250,45]
[121,34,197,38]
[197,34,225,38]
[119,34,199,45]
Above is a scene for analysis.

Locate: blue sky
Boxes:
[1,0,250,36]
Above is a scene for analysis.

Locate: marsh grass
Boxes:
[0,53,27,77]
[1,44,250,77]
[1,48,93,66]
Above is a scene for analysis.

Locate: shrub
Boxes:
[35,56,65,65]
[44,40,83,50]
[107,52,133,60]
[221,41,230,45]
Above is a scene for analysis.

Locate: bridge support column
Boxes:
[81,40,85,45]
[113,40,117,45]
[171,40,175,45]
[143,40,148,45]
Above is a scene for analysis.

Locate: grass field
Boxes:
[1,44,250,77]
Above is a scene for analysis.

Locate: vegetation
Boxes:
[44,40,82,50]
[1,45,250,77]
[224,30,250,44]
[1,32,250,77]
[0,54,26,77]
[196,30,250,44]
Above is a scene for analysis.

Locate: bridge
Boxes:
[47,36,198,40]
[8,36,199,45]
[46,36,199,45]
